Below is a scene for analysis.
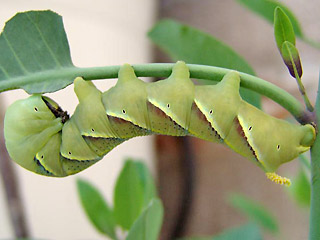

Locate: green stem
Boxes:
[83,64,307,122]
[0,63,306,122]
[293,67,314,112]
[309,75,320,240]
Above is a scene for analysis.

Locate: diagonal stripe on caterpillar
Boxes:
[4,61,316,185]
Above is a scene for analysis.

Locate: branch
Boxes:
[0,63,307,122]
[309,73,320,240]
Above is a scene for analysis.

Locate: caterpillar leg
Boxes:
[266,172,291,186]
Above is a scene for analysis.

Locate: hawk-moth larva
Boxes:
[4,61,316,185]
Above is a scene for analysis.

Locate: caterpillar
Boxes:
[4,61,316,185]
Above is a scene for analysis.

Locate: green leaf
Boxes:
[0,10,75,93]
[77,178,116,239]
[180,223,262,240]
[281,41,302,78]
[126,198,164,240]
[228,193,279,234]
[288,168,311,207]
[114,159,157,230]
[237,0,303,38]
[274,7,296,50]
[148,19,261,109]
[212,223,262,240]
[135,161,157,206]
[179,238,211,240]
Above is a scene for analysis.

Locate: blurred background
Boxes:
[1,0,320,239]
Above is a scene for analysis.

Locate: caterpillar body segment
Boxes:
[4,61,316,183]
[4,95,63,175]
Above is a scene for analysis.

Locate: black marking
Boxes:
[33,157,53,176]
[122,109,126,114]
[148,101,187,135]
[167,103,170,108]
[277,144,280,150]
[34,107,38,112]
[248,126,252,131]
[193,102,222,140]
[107,115,151,137]
[91,128,95,132]
[234,117,260,164]
[209,109,213,114]
[68,151,72,155]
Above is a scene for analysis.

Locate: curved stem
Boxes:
[309,74,320,240]
[80,64,306,120]
[0,63,306,122]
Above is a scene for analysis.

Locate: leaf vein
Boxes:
[2,32,29,74]
[0,65,10,79]
[25,12,62,68]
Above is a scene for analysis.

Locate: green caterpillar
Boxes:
[4,61,316,185]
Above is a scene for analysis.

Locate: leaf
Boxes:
[281,41,303,78]
[212,222,263,240]
[148,19,261,109]
[180,223,262,240]
[274,7,296,50]
[179,238,211,240]
[288,168,311,207]
[135,161,157,206]
[228,193,279,234]
[114,159,157,230]
[77,178,116,239]
[0,10,75,93]
[237,0,303,38]
[126,198,164,240]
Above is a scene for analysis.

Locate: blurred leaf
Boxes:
[281,41,302,78]
[126,198,164,240]
[77,178,116,239]
[274,7,296,50]
[135,161,157,206]
[180,223,262,240]
[148,19,261,108]
[179,238,211,240]
[288,168,311,207]
[213,222,263,240]
[237,0,303,38]
[299,154,311,170]
[228,193,279,234]
[114,159,157,230]
[0,10,75,93]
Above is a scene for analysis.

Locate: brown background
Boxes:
[155,1,320,239]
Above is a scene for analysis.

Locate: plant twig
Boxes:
[0,101,29,238]
[309,73,320,240]
[293,70,314,112]
[170,137,195,239]
[0,63,307,123]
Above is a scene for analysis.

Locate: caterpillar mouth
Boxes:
[42,97,69,123]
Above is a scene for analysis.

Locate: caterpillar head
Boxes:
[4,95,68,176]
